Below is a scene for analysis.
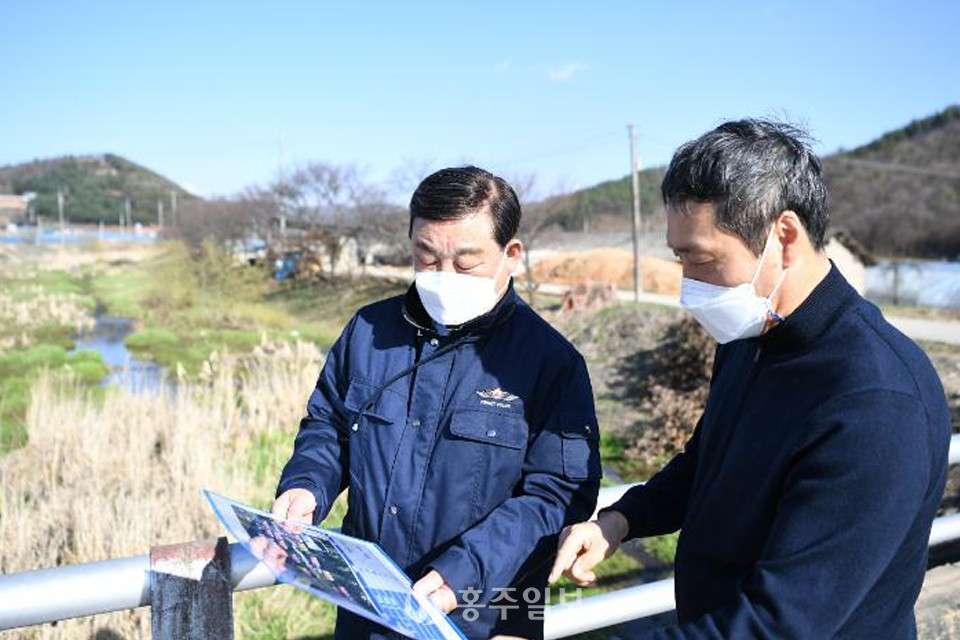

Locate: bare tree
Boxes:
[282,162,386,276]
[168,193,273,253]
[509,172,571,307]
[354,202,410,269]
[387,158,438,203]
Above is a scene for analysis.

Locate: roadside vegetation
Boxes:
[5,239,955,639]
[0,242,668,639]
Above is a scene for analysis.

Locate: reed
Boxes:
[0,338,331,639]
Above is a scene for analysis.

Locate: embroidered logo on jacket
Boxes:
[476,387,519,408]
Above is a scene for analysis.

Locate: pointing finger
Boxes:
[549,528,585,583]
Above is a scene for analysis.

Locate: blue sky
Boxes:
[1,1,958,201]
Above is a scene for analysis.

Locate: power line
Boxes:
[828,157,960,179]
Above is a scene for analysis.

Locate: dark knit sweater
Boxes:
[602,264,951,639]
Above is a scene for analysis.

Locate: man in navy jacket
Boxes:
[549,120,951,639]
[274,166,602,640]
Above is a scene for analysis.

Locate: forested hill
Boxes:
[824,105,960,259]
[552,105,960,259]
[0,154,193,224]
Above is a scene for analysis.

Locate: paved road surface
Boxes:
[887,315,960,347]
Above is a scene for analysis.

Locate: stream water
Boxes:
[70,315,171,395]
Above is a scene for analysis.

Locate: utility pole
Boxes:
[57,188,65,231]
[57,188,66,245]
[125,197,132,229]
[157,199,164,230]
[628,124,643,302]
[170,190,178,228]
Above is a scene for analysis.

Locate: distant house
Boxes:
[825,229,875,294]
[0,193,35,226]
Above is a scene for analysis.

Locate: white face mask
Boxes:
[679,228,787,344]
[415,251,510,326]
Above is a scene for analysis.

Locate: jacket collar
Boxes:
[402,277,519,337]
[760,260,859,356]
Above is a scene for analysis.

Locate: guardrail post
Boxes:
[149,537,234,640]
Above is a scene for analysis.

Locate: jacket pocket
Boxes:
[344,377,395,425]
[558,413,601,481]
[449,409,527,449]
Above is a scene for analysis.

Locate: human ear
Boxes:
[505,238,524,267]
[776,211,804,269]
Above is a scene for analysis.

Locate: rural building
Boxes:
[0,193,34,226]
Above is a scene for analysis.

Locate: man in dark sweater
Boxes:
[548,120,951,639]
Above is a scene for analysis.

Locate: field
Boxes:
[5,240,957,639]
[0,241,670,639]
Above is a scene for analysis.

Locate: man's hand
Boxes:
[548,511,630,585]
[413,569,457,614]
[272,488,317,525]
[249,536,290,573]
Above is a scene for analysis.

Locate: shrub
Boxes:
[627,317,715,465]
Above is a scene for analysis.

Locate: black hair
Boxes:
[408,165,521,247]
[661,119,829,255]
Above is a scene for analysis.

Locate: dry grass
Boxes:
[0,338,328,639]
[0,284,95,355]
[28,243,163,273]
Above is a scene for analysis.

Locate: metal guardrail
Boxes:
[2,434,959,637]
[545,578,676,639]
[545,433,960,639]
[0,542,276,630]
[543,510,960,639]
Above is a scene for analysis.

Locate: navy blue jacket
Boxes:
[278,279,602,640]
[602,264,951,639]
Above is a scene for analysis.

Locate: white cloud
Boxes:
[493,58,513,74]
[546,62,587,82]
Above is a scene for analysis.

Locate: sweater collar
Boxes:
[759,261,858,355]
[402,277,519,337]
